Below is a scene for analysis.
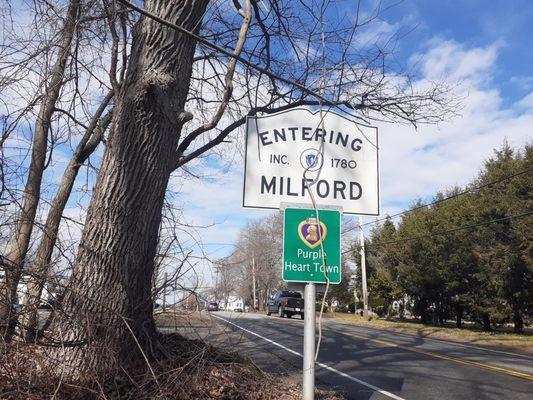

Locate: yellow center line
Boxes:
[325,327,533,382]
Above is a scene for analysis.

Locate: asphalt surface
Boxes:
[209,311,533,400]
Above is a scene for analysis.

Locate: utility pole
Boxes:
[214,267,219,302]
[252,256,257,311]
[162,272,168,311]
[359,216,369,318]
[353,272,359,313]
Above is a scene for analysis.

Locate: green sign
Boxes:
[282,207,341,284]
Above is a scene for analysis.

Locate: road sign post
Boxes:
[303,282,316,400]
[282,206,341,400]
[243,108,380,400]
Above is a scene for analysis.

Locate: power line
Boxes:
[201,166,533,255]
[118,0,533,261]
[342,209,533,254]
[353,166,533,231]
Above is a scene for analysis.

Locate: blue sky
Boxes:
[383,0,533,103]
[2,1,532,285]
[176,0,533,280]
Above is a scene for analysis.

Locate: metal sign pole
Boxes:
[359,216,369,318]
[303,282,316,400]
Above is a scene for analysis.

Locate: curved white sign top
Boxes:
[243,108,380,216]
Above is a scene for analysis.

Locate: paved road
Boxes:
[209,311,533,400]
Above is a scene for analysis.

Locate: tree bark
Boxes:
[455,304,463,328]
[419,298,428,324]
[20,104,113,340]
[513,310,523,334]
[438,301,445,326]
[49,0,209,379]
[0,0,81,324]
[482,312,491,331]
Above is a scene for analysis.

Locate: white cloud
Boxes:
[168,165,271,249]
[516,92,533,110]
[510,76,533,91]
[413,39,500,83]
[174,38,533,271]
[5,8,532,287]
[377,39,531,218]
[354,19,400,47]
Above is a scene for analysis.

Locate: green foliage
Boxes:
[358,142,533,332]
[330,269,355,306]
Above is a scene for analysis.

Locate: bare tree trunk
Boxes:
[455,304,463,328]
[438,301,445,326]
[20,102,113,340]
[419,298,428,324]
[482,312,491,331]
[0,0,81,324]
[513,309,523,334]
[50,0,209,379]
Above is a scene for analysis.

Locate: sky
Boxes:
[2,1,532,289]
[173,0,533,283]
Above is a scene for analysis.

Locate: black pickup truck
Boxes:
[266,291,304,319]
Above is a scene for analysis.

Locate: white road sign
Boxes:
[243,108,379,215]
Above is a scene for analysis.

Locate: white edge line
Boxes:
[212,314,405,400]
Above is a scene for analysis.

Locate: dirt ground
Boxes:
[0,312,345,400]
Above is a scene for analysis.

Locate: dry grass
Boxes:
[1,330,345,400]
[332,313,533,353]
[154,309,214,328]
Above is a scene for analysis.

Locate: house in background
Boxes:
[0,272,59,310]
[218,294,245,311]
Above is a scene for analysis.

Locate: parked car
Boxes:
[266,291,304,319]
[207,302,219,311]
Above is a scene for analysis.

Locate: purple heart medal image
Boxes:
[298,217,327,249]
[283,207,341,284]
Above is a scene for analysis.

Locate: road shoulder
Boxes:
[329,314,533,356]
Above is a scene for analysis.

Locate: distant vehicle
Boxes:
[234,308,243,313]
[207,302,219,311]
[266,291,304,319]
